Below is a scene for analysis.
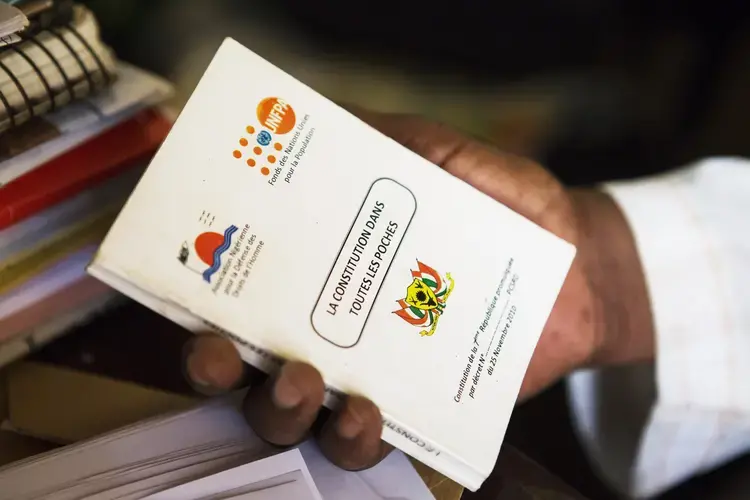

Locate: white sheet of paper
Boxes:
[216,475,317,500]
[0,400,433,500]
[75,443,261,500]
[145,449,322,500]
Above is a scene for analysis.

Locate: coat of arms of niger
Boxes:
[393,260,455,337]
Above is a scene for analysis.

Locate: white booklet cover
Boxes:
[88,38,575,491]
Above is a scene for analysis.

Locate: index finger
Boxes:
[345,106,568,232]
[184,334,255,393]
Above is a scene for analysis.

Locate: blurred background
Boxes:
[70,1,750,497]
[83,0,750,187]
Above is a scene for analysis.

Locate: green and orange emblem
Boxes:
[393,261,455,337]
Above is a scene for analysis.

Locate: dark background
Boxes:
[82,0,750,184]
[61,1,750,498]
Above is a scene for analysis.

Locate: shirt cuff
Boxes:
[568,163,750,497]
[603,169,731,410]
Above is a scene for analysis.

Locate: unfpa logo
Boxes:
[232,97,296,176]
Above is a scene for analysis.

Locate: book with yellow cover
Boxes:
[88,39,575,491]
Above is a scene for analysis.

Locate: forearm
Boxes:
[570,188,655,367]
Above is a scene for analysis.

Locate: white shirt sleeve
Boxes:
[567,157,750,498]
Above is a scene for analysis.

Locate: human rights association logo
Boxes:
[393,261,455,337]
[231,97,296,177]
[178,211,237,283]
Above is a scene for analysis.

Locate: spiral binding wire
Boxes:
[0,23,113,132]
[0,57,34,122]
[48,27,94,95]
[10,44,56,112]
[64,23,111,86]
[24,34,76,103]
[0,88,14,128]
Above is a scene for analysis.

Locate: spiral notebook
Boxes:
[0,3,116,135]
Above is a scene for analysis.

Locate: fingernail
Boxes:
[336,409,364,440]
[272,375,302,409]
[186,352,212,388]
[187,351,236,390]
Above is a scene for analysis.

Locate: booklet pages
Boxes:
[88,38,575,491]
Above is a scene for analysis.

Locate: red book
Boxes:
[0,109,172,230]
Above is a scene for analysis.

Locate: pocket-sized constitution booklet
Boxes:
[88,38,576,491]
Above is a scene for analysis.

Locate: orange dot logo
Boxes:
[257,97,296,135]
[232,98,296,179]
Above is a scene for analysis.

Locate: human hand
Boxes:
[183,108,654,471]
[346,109,653,398]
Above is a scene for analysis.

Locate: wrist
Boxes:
[570,188,655,367]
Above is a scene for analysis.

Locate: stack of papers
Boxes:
[0,5,114,133]
[0,2,175,369]
[148,449,324,500]
[0,399,435,500]
[0,62,173,186]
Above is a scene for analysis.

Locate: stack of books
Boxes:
[0,1,174,367]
